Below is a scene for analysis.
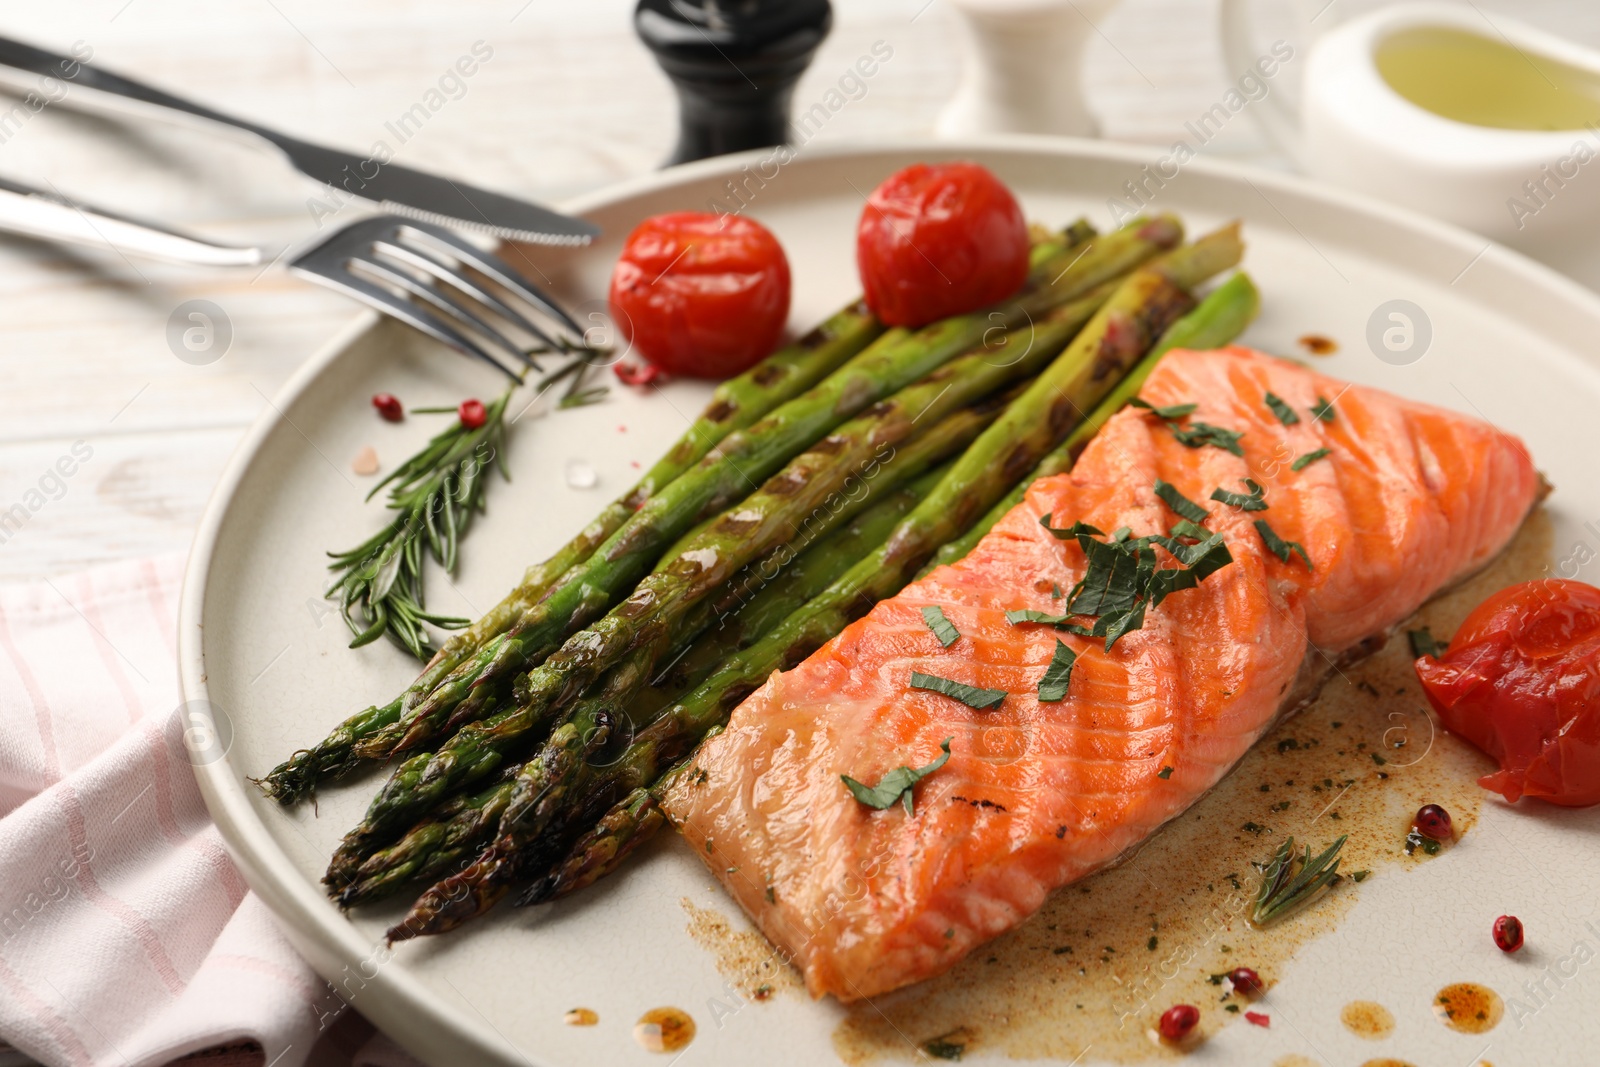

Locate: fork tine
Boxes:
[372,238,563,353]
[397,222,585,336]
[289,261,521,381]
[350,257,537,372]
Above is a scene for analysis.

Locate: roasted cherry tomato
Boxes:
[855,161,1030,328]
[1415,579,1600,807]
[608,212,791,379]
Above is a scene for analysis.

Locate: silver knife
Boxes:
[0,37,600,247]
[0,174,263,266]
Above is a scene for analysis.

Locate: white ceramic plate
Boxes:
[182,139,1600,1066]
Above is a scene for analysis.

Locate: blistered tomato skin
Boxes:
[855,162,1030,329]
[608,212,792,379]
[1415,578,1600,807]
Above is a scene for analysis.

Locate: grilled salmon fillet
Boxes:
[662,346,1541,1001]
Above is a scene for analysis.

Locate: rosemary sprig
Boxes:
[1251,834,1347,926]
[326,387,514,659]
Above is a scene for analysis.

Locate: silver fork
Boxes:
[289,215,585,380]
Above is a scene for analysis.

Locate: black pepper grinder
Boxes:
[635,0,832,166]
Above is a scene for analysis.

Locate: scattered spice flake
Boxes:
[1298,334,1338,355]
[911,671,1006,710]
[1245,1010,1270,1028]
[1263,391,1300,426]
[1352,870,1370,882]
[1408,626,1447,659]
[1290,447,1331,471]
[1158,765,1174,780]
[1311,396,1337,422]
[1154,479,1210,523]
[1254,519,1313,569]
[841,737,953,815]
[1224,1004,1241,1014]
[921,605,961,648]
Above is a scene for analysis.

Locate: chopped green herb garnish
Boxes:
[1130,397,1198,420]
[910,671,1006,710]
[1051,583,1063,600]
[1038,640,1077,702]
[1290,448,1331,471]
[1154,479,1210,523]
[921,605,961,648]
[1040,513,1100,541]
[1263,391,1300,426]
[921,1031,967,1061]
[1211,479,1268,512]
[1408,627,1447,659]
[1252,834,1347,926]
[1170,421,1245,456]
[1168,518,1211,541]
[1225,1004,1241,1014]
[1006,608,1073,626]
[1157,765,1174,780]
[1254,519,1312,569]
[1351,870,1370,883]
[841,737,953,815]
[1311,395,1336,422]
[1056,523,1233,650]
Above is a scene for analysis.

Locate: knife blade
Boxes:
[0,36,600,247]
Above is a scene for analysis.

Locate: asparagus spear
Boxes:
[256,303,884,803]
[387,229,1240,937]
[259,226,1097,804]
[525,236,1252,907]
[328,400,1010,892]
[342,270,1133,884]
[922,270,1263,573]
[378,397,1013,927]
[359,218,1178,764]
[420,231,1079,682]
[334,468,943,906]
[336,774,516,908]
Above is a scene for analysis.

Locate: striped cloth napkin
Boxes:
[0,555,421,1067]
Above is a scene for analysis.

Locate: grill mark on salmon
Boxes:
[663,347,1542,1001]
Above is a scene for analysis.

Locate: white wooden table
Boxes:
[0,3,1592,1063]
[0,0,1292,583]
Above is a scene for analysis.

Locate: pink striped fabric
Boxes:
[0,555,422,1067]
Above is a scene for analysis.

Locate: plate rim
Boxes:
[177,134,1600,1067]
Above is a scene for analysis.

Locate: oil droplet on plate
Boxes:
[1298,333,1339,355]
[1274,1057,1321,1067]
[1434,982,1503,1033]
[1359,1060,1418,1067]
[563,1008,598,1026]
[635,1007,695,1053]
[1341,1000,1396,1039]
